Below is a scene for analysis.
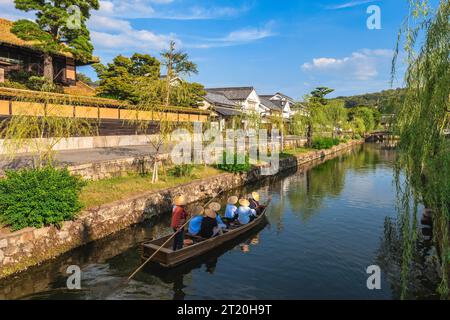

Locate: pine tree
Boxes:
[12,0,99,81]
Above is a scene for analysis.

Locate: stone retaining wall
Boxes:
[0,140,363,279]
[67,138,307,181]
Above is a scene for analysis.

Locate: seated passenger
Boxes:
[237,199,257,225]
[188,206,205,236]
[224,196,239,222]
[209,202,227,230]
[200,209,220,239]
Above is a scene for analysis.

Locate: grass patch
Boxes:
[280,147,314,158]
[80,166,223,209]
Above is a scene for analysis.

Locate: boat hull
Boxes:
[142,209,268,268]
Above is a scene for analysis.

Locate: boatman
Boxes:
[171,195,188,251]
[249,192,265,215]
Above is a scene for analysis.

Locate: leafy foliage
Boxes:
[333,88,407,114]
[311,137,340,150]
[1,111,93,168]
[392,0,449,299]
[94,54,161,103]
[169,164,195,178]
[311,87,335,105]
[76,73,98,87]
[161,40,199,107]
[0,167,86,231]
[94,52,205,107]
[3,70,63,92]
[13,0,99,59]
[216,152,252,173]
[12,0,99,79]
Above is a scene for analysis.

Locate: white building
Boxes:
[206,87,266,115]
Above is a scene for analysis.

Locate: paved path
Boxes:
[0,144,170,171]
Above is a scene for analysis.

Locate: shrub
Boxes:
[0,167,86,231]
[216,152,252,173]
[27,76,64,93]
[0,81,28,90]
[169,164,195,177]
[311,137,340,150]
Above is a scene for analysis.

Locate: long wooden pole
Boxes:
[127,189,224,281]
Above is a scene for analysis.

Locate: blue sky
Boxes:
[0,0,412,99]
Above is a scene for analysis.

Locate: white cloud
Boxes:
[301,49,393,81]
[326,0,377,10]
[96,0,249,20]
[160,4,252,20]
[0,0,34,20]
[189,22,276,49]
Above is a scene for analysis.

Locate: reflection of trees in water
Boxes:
[376,217,441,300]
[287,157,347,222]
[286,144,391,222]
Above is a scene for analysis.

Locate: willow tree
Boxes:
[392,0,449,299]
[128,80,174,183]
[292,95,329,147]
[12,0,99,81]
[1,96,93,168]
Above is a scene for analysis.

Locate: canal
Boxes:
[0,144,442,300]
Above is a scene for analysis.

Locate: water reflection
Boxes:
[0,144,443,300]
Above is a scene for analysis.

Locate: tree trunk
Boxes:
[307,123,313,148]
[165,78,171,107]
[43,53,54,82]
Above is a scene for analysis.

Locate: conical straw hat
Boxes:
[173,195,187,206]
[251,192,260,201]
[192,206,204,216]
[205,208,217,219]
[227,196,238,205]
[208,202,221,212]
[239,199,250,207]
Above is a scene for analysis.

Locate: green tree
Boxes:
[171,81,206,108]
[12,0,99,81]
[303,89,333,147]
[348,107,378,134]
[76,72,97,87]
[1,98,94,168]
[392,0,449,299]
[325,100,347,138]
[161,41,198,107]
[94,53,161,103]
[311,87,335,105]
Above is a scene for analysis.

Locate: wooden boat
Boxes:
[141,206,269,268]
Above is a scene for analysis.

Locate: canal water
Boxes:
[0,144,442,300]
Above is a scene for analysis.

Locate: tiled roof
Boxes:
[214,106,243,116]
[206,87,254,101]
[204,92,237,107]
[274,92,295,103]
[259,96,283,111]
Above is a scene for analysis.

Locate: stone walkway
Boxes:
[0,144,171,172]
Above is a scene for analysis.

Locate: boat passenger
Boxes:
[224,196,239,223]
[188,206,205,236]
[237,199,257,225]
[209,202,227,230]
[171,195,188,251]
[199,209,221,239]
